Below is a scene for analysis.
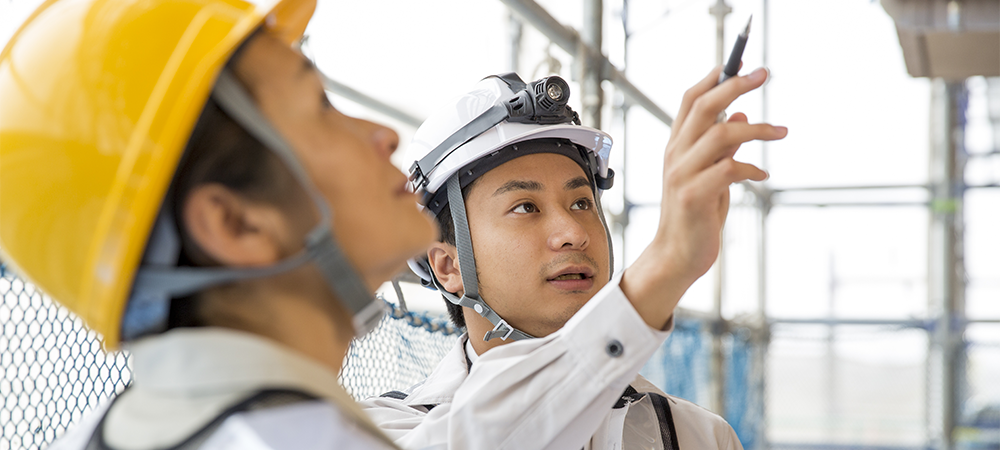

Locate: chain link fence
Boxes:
[0,266,131,450]
[1,264,753,449]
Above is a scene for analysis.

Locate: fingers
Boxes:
[718,112,748,160]
[678,120,787,173]
[672,68,770,156]
[672,66,724,132]
[728,112,748,123]
[695,158,768,194]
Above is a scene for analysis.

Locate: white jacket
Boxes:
[47,328,398,450]
[361,273,742,450]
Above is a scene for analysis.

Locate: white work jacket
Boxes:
[47,328,399,450]
[361,272,740,450]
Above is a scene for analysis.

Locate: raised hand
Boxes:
[621,66,787,330]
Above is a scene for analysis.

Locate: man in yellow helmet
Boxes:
[0,0,436,448]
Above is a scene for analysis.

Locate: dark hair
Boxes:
[166,95,305,328]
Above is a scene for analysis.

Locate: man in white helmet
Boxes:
[361,67,785,450]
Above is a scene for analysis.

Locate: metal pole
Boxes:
[320,74,424,128]
[581,0,604,129]
[709,0,733,68]
[927,78,968,450]
[755,2,771,447]
[508,11,523,74]
[708,0,732,419]
[499,0,674,127]
[617,0,632,264]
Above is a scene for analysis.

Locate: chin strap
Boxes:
[443,173,534,342]
[123,69,383,341]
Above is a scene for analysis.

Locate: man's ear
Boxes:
[182,183,289,267]
[427,242,463,296]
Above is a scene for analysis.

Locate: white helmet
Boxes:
[406,73,615,342]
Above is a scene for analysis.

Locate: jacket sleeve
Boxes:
[364,272,673,450]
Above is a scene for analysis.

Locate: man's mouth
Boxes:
[551,273,587,281]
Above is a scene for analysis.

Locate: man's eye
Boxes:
[571,198,593,210]
[512,203,538,213]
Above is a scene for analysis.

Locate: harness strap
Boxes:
[86,388,319,450]
[613,385,680,450]
[648,393,681,450]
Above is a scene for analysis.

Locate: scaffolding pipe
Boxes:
[706,0,732,419]
[508,12,523,73]
[927,79,968,450]
[755,2,772,447]
[321,74,424,128]
[499,0,674,127]
[580,0,604,129]
[770,318,931,327]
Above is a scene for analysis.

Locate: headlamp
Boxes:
[409,73,580,191]
[504,74,578,125]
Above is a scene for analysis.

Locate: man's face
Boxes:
[234,34,437,290]
[464,151,610,337]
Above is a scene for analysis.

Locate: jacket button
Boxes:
[606,340,623,357]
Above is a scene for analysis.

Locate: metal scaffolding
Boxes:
[312,1,998,449]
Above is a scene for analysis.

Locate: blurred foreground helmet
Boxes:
[0,0,314,348]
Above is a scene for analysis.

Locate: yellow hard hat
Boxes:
[0,0,316,349]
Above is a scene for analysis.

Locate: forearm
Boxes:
[619,243,694,330]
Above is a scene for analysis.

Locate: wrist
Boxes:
[620,245,696,330]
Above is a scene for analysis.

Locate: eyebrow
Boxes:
[493,180,543,197]
[564,176,590,191]
[492,176,591,197]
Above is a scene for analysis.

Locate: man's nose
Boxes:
[547,209,590,251]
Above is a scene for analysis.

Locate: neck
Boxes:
[198,270,355,373]
[466,318,504,356]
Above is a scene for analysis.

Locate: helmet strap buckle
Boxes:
[486,318,516,341]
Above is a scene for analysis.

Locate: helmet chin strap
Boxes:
[124,69,383,341]
[442,173,534,342]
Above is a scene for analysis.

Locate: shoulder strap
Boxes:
[86,388,319,450]
[378,390,408,400]
[612,385,680,450]
[376,389,441,412]
[647,393,680,450]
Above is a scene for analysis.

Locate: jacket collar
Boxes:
[403,333,471,407]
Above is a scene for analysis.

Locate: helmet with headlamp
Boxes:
[405,73,615,342]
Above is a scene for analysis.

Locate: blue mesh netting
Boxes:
[639,319,762,450]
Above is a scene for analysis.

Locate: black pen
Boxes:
[717,15,752,122]
[719,16,752,85]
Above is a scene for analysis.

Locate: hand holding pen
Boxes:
[621,19,786,310]
[716,16,753,123]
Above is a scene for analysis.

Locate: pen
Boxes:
[717,15,752,122]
